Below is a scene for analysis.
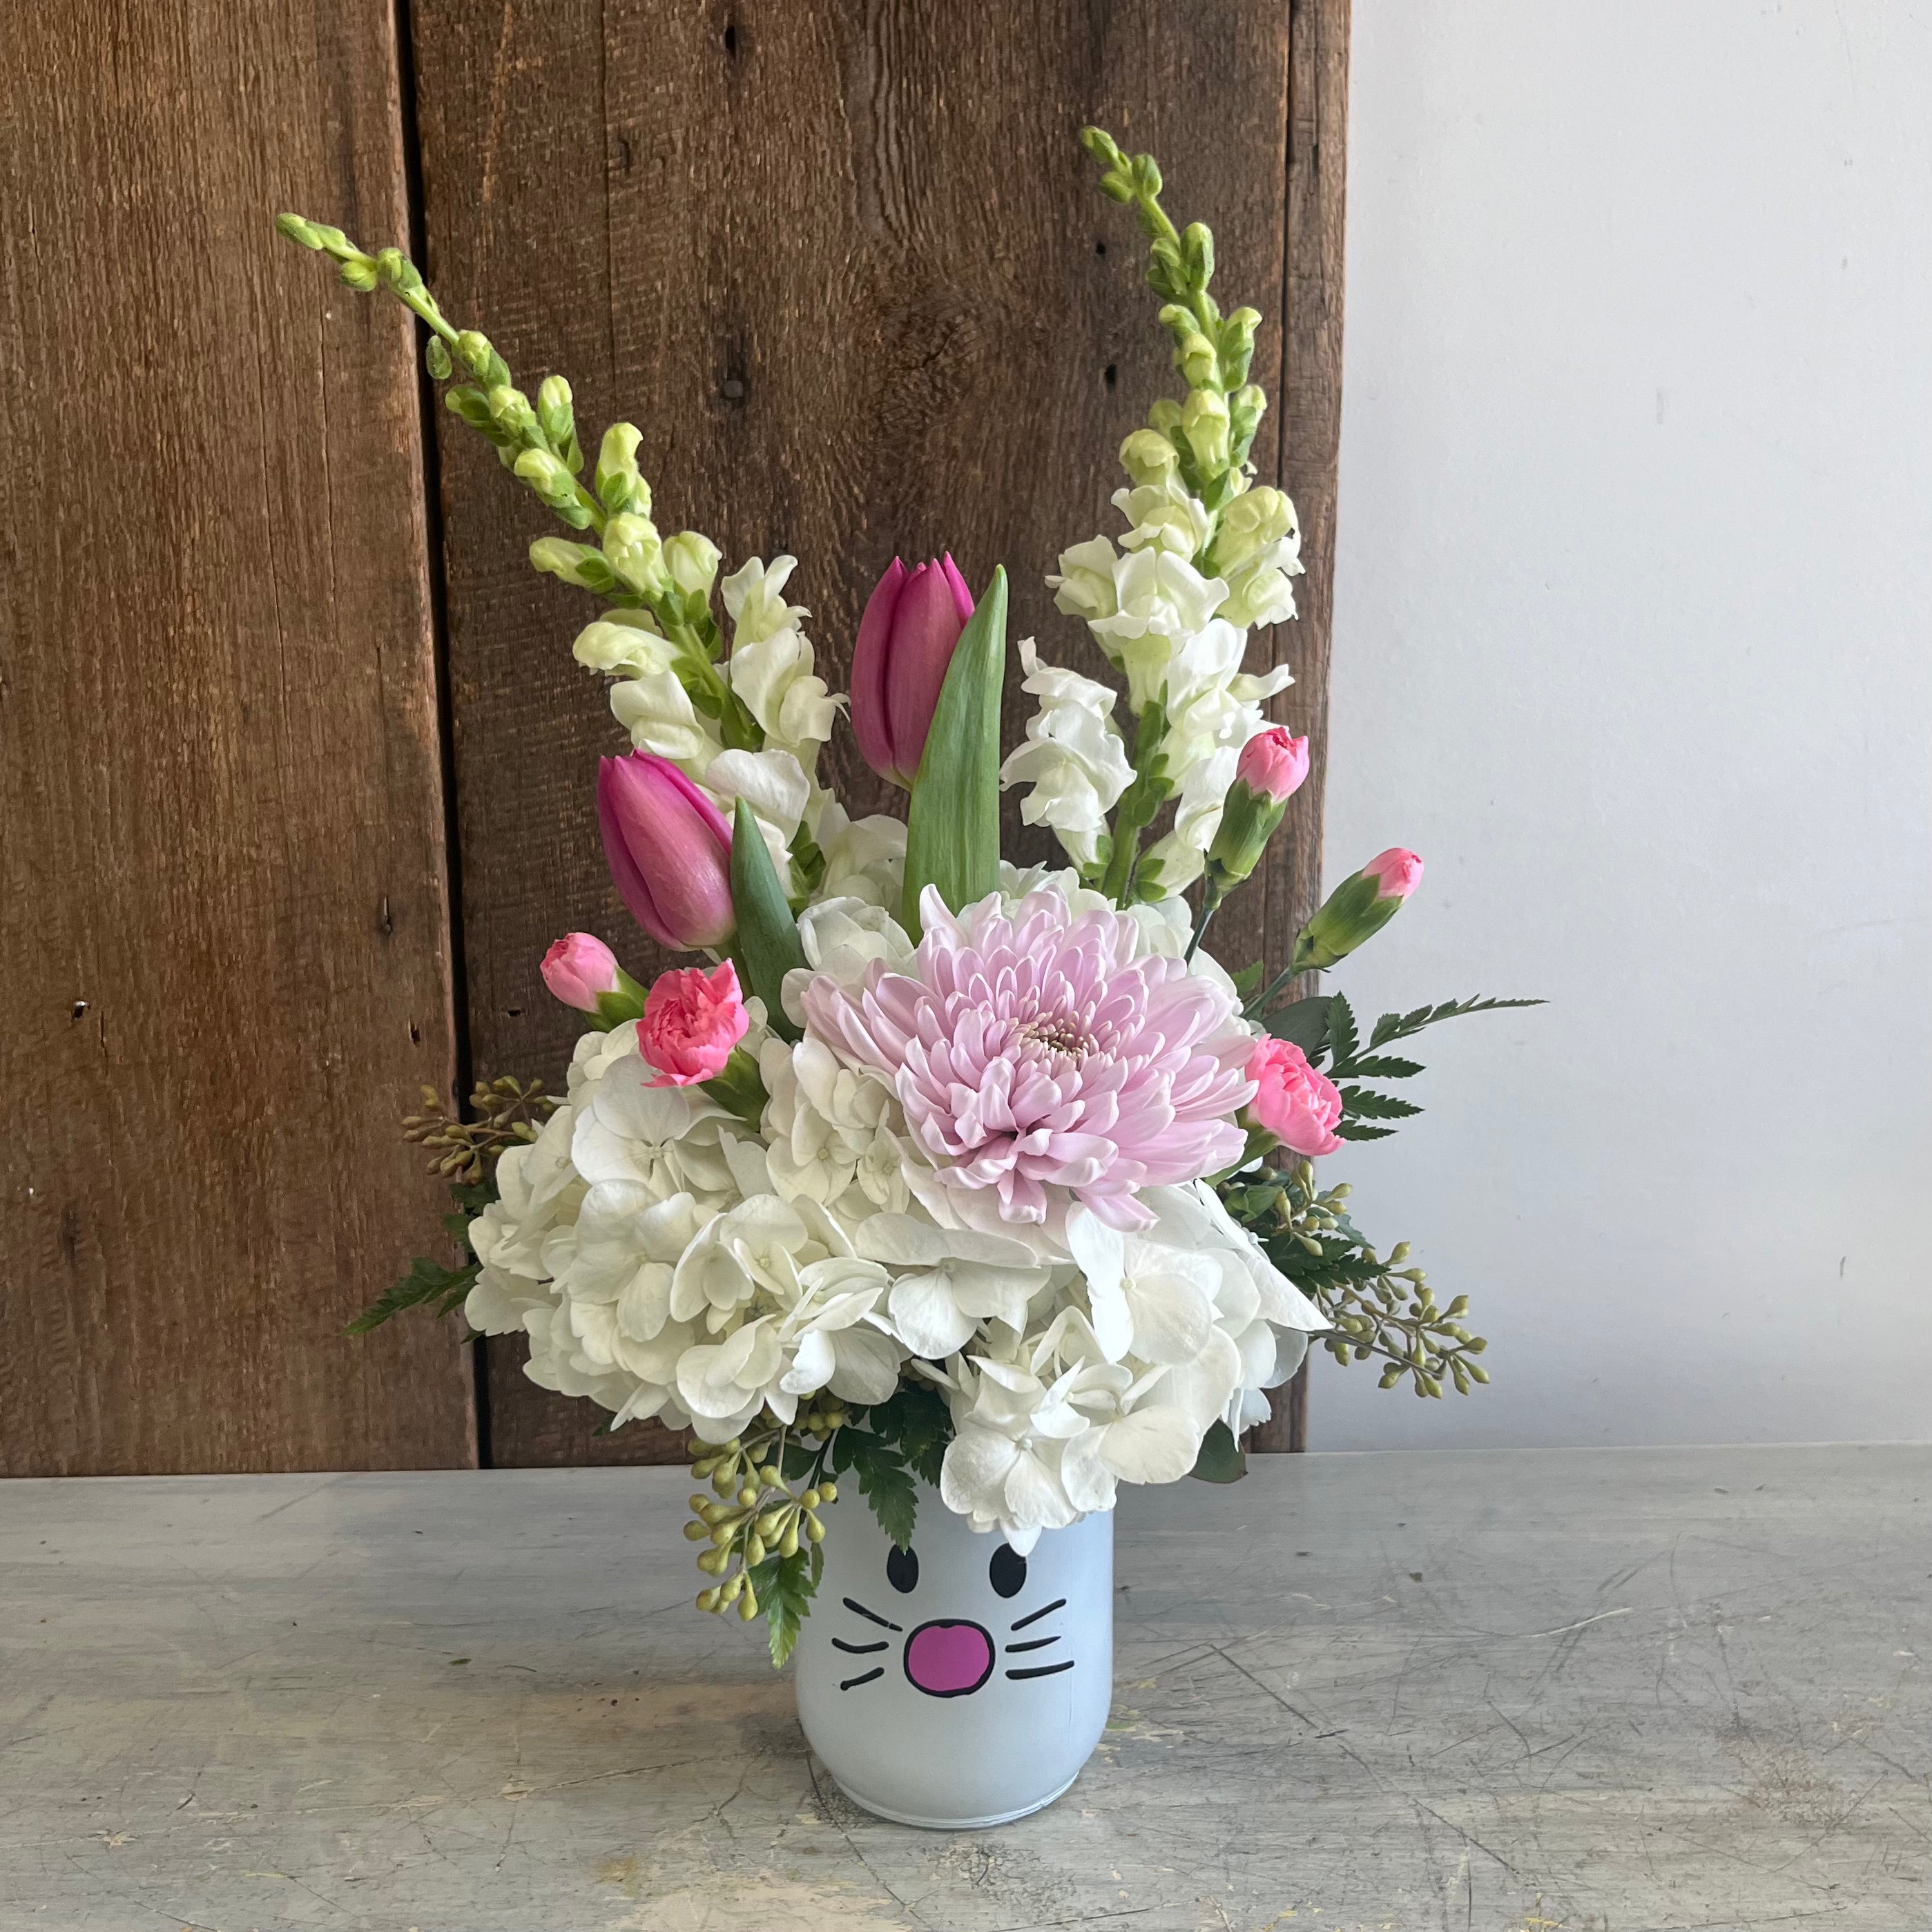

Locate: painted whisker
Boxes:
[1009,1596,1066,1632]
[833,1638,889,1654]
[839,1667,885,1691]
[843,1596,902,1631]
[1007,1659,1076,1680]
[1005,1634,1060,1653]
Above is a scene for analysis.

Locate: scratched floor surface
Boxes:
[1,1445,1926,1931]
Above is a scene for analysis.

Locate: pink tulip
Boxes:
[1363,847,1424,900]
[597,753,735,951]
[1244,1037,1344,1158]
[1235,728,1311,804]
[850,554,974,787]
[639,960,750,1086]
[540,933,622,1012]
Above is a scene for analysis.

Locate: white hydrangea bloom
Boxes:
[997,639,1133,869]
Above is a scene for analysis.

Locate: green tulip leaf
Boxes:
[1188,1419,1248,1485]
[730,802,805,1042]
[902,564,1008,929]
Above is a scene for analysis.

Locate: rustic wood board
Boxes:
[0,0,474,1471]
[4,1444,1925,1928]
[405,0,1349,1462]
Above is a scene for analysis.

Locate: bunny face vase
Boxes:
[794,1483,1114,1827]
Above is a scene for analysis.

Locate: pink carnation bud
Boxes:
[597,752,735,951]
[639,960,750,1087]
[1362,847,1424,900]
[1244,1036,1344,1159]
[540,932,622,1012]
[850,553,975,789]
[1235,728,1311,804]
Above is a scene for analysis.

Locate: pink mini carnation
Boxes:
[1363,847,1424,900]
[540,932,621,1012]
[1244,1037,1344,1158]
[639,960,748,1087]
[1236,727,1311,804]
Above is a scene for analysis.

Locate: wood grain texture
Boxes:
[406,0,1348,1461]
[1250,0,1352,1455]
[0,0,474,1471]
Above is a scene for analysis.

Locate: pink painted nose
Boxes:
[904,1619,995,1698]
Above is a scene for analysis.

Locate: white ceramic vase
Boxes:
[793,1482,1114,1828]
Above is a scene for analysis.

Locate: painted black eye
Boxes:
[886,1545,919,1594]
[989,1545,1027,1598]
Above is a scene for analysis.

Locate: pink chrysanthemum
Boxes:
[804,887,1254,1231]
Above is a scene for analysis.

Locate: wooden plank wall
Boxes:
[0,0,474,1472]
[0,0,1346,1474]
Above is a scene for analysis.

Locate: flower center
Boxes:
[1012,1010,1094,1061]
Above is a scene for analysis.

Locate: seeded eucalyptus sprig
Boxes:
[1221,1159,1490,1398]
[274,213,759,749]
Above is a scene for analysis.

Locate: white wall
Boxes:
[1316,2,1932,1448]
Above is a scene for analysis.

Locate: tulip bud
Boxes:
[849,553,974,789]
[1291,847,1424,973]
[597,753,735,951]
[1206,728,1309,893]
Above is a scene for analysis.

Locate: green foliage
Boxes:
[746,1547,818,1668]
[729,800,806,1041]
[830,1429,919,1552]
[1360,996,1547,1054]
[347,1253,479,1335]
[1189,1419,1247,1484]
[902,566,1009,927]
[860,1384,952,1490]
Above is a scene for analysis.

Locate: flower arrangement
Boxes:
[281,128,1535,1663]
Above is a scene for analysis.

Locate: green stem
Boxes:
[1185,880,1221,963]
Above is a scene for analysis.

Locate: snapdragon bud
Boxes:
[1221,307,1262,387]
[490,385,541,445]
[1229,383,1268,462]
[1147,397,1185,438]
[537,375,581,470]
[1119,428,1180,485]
[663,530,722,597]
[1182,387,1231,472]
[528,537,619,593]
[595,422,645,513]
[602,512,667,597]
[1179,331,1218,388]
[1210,485,1298,575]
[514,447,585,522]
